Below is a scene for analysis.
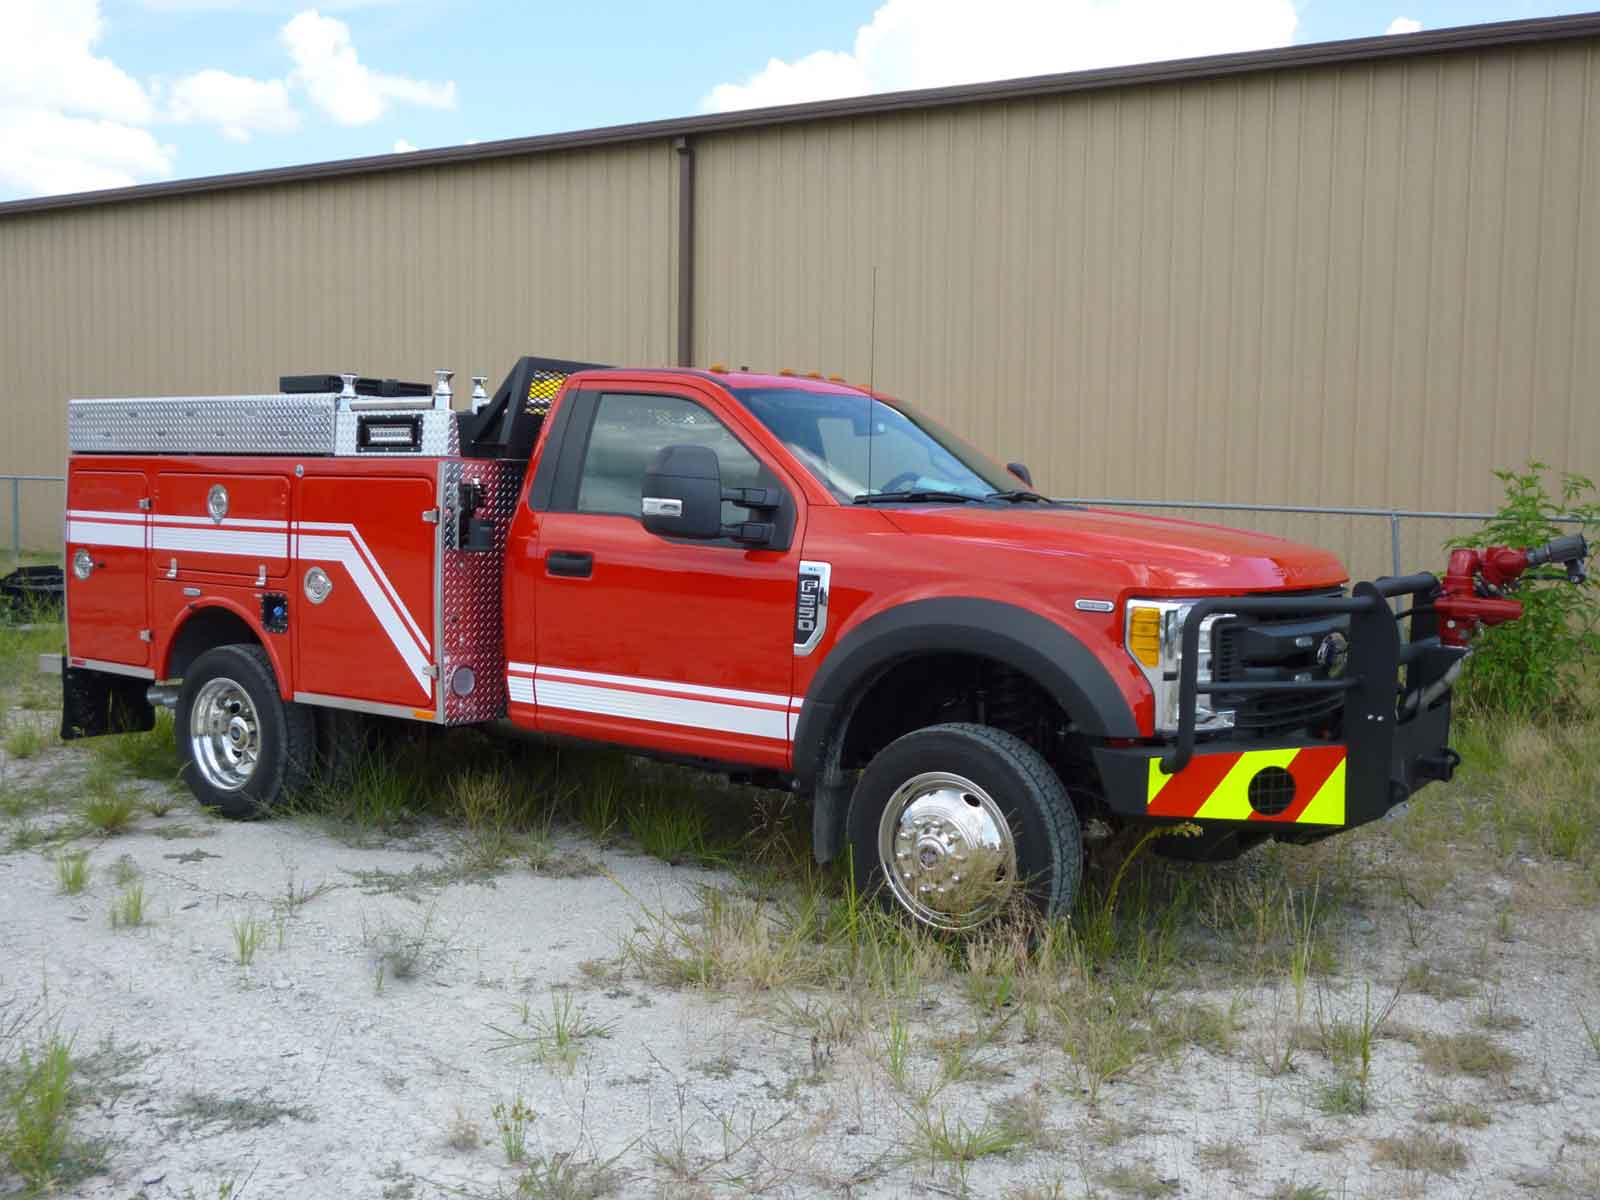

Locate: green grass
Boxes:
[1371,1131,1468,1173]
[232,914,266,966]
[4,720,50,760]
[79,780,138,835]
[487,994,615,1072]
[910,1107,1027,1183]
[109,881,146,929]
[91,710,180,782]
[493,1095,533,1164]
[55,850,89,895]
[1417,1030,1518,1079]
[626,793,712,865]
[1394,711,1600,874]
[0,1029,103,1193]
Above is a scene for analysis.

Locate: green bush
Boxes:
[1448,463,1598,720]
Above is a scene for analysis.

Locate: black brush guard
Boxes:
[1095,574,1468,830]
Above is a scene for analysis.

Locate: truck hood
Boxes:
[876,504,1349,592]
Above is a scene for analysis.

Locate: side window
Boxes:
[575,393,774,524]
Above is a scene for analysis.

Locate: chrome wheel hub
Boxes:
[877,771,1017,931]
[189,677,260,791]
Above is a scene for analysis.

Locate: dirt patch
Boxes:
[2,733,1598,1199]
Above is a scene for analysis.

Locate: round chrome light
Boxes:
[451,666,476,697]
[72,548,94,580]
[303,567,333,604]
[206,484,229,523]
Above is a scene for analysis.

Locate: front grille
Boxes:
[1212,594,1347,738]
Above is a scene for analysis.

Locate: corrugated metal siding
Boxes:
[693,41,1600,580]
[0,140,677,543]
[3,39,1597,574]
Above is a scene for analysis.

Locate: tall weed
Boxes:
[1447,462,1597,720]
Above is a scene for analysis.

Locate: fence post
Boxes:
[10,477,18,569]
[1388,511,1402,577]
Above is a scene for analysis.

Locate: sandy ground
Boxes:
[2,735,1599,1200]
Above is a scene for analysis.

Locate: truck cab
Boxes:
[63,357,1581,932]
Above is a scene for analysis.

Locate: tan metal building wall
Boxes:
[0,141,680,544]
[694,38,1600,579]
[1,19,1597,579]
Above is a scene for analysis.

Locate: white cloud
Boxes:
[392,137,417,153]
[0,108,173,197]
[704,0,1299,112]
[0,1,170,195]
[1385,17,1423,35]
[283,10,456,125]
[0,1,458,199]
[0,0,154,124]
[167,69,301,141]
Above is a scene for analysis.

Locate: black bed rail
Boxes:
[1160,575,1447,775]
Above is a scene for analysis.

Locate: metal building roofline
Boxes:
[4,10,1599,219]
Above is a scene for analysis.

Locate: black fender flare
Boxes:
[792,597,1140,861]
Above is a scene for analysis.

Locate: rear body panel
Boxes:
[65,470,150,670]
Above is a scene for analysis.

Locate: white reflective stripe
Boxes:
[153,514,290,530]
[506,661,536,676]
[67,509,145,524]
[296,521,429,652]
[152,526,288,558]
[536,664,792,708]
[507,676,535,704]
[63,507,432,701]
[534,677,789,741]
[67,520,145,549]
[298,533,433,698]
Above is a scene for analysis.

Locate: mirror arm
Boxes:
[722,521,775,547]
[721,486,780,511]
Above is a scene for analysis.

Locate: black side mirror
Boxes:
[640,445,777,546]
[1006,461,1034,487]
[642,444,725,540]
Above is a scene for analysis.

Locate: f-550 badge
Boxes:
[794,561,832,656]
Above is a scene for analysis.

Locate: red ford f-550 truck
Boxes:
[61,357,1589,931]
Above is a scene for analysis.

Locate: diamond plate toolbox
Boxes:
[438,458,521,725]
[70,395,338,455]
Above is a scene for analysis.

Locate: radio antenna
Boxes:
[865,265,879,496]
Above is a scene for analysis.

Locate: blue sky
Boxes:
[2,1,1593,201]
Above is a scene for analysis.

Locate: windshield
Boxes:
[733,387,1020,502]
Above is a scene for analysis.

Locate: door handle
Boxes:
[546,550,593,579]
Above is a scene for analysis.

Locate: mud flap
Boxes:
[61,667,155,741]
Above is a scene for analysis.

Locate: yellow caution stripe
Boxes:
[1146,744,1346,825]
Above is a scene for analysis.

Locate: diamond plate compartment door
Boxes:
[438,459,520,724]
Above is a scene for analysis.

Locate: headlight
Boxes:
[1124,599,1234,734]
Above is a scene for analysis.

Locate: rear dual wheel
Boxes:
[844,722,1083,932]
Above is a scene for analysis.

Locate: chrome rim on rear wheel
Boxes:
[877,771,1018,931]
[189,677,261,791]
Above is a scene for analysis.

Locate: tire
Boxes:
[312,706,390,785]
[176,644,314,819]
[844,722,1083,932]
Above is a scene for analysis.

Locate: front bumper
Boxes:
[1093,574,1465,834]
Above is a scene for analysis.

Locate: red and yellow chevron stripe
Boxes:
[1146,745,1346,826]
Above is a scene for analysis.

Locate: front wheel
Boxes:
[176,644,314,819]
[844,723,1083,932]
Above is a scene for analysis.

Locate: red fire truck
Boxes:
[61,357,1588,930]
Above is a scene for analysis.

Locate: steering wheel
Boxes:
[877,470,922,493]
